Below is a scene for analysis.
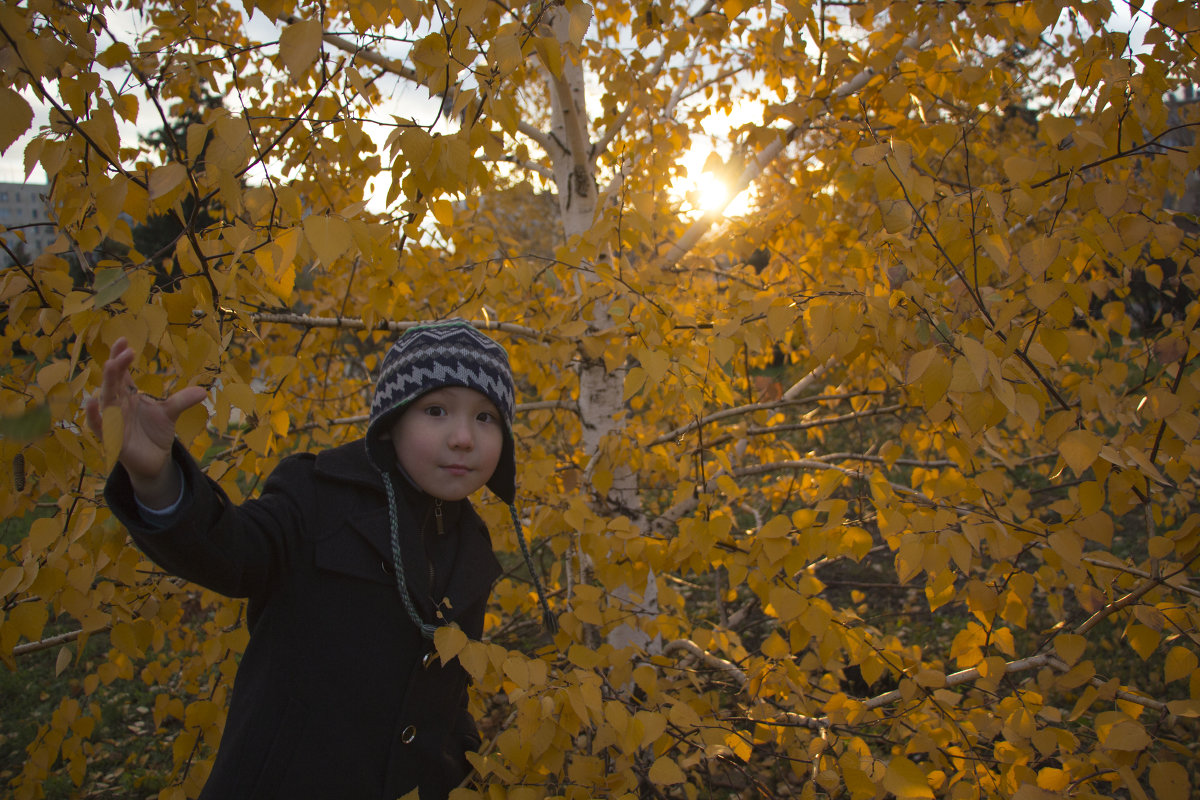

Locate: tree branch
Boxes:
[249,312,556,341]
[12,626,110,657]
[648,391,888,446]
[664,638,747,687]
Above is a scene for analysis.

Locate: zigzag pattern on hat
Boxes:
[367,320,516,432]
[372,362,514,421]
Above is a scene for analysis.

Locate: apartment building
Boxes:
[0,182,55,266]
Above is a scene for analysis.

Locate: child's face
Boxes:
[389,386,504,501]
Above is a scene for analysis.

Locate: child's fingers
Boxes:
[100,344,136,406]
[163,386,208,422]
[85,396,103,436]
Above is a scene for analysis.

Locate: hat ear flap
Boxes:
[486,429,517,504]
[365,407,402,472]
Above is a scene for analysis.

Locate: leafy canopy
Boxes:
[2,0,1200,797]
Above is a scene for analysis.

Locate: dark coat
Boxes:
[105,439,503,800]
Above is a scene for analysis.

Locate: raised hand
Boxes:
[85,338,208,508]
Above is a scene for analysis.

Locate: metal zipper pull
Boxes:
[434,499,444,536]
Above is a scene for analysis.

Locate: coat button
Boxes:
[381,561,394,576]
[422,651,438,669]
[401,725,417,744]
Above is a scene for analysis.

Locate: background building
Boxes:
[0,182,54,266]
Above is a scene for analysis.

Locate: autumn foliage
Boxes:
[2,0,1200,797]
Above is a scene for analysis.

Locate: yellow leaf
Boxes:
[761,632,790,659]
[435,625,468,663]
[1004,155,1038,183]
[853,143,889,166]
[766,585,804,622]
[94,176,129,235]
[843,763,878,800]
[1018,237,1060,279]
[1164,645,1198,683]
[37,360,70,392]
[840,526,873,561]
[148,161,187,201]
[1168,699,1200,717]
[883,756,934,799]
[1037,766,1070,791]
[759,514,792,539]
[255,227,299,299]
[110,622,139,658]
[458,640,488,681]
[667,701,702,729]
[1149,762,1190,799]
[302,214,353,267]
[1058,430,1101,477]
[567,1,592,45]
[636,710,667,748]
[431,199,454,227]
[101,405,124,472]
[648,756,685,785]
[279,18,323,76]
[1096,711,1151,751]
[725,731,752,762]
[502,653,528,689]
[489,34,524,73]
[1125,623,1159,661]
[270,409,290,437]
[55,646,72,676]
[766,304,794,340]
[1053,633,1087,666]
[1094,182,1127,217]
[0,566,21,597]
[639,347,671,384]
[534,35,562,76]
[184,699,220,729]
[0,86,33,155]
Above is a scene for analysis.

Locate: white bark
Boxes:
[539,6,652,650]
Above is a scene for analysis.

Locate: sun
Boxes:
[672,100,765,219]
[689,168,732,214]
[675,146,756,219]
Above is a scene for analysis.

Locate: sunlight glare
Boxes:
[672,100,765,219]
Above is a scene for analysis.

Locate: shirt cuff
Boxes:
[135,464,187,525]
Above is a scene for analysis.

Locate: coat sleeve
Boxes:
[105,440,315,598]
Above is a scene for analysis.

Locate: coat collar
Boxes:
[313,438,385,490]
[317,438,503,628]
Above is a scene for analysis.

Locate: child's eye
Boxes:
[423,405,446,417]
[477,411,497,423]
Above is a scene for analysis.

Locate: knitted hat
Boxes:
[367,319,557,639]
[367,319,516,502]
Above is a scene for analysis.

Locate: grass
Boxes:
[1,620,183,799]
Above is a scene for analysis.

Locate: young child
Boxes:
[86,319,554,800]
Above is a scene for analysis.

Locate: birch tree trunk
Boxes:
[540,6,654,650]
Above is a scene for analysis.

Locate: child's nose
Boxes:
[448,418,474,449]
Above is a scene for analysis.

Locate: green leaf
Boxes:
[92,268,130,308]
